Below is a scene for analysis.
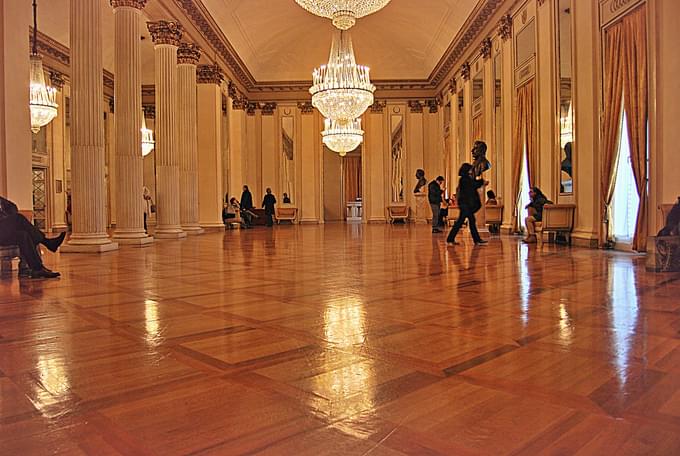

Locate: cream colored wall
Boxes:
[322,147,343,221]
[0,0,32,210]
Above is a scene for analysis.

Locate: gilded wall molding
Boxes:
[49,71,65,89]
[147,21,183,46]
[426,99,439,113]
[448,77,457,94]
[110,0,147,9]
[498,14,512,41]
[298,102,314,114]
[142,105,155,119]
[177,42,201,65]
[197,64,223,84]
[460,62,471,80]
[261,102,277,115]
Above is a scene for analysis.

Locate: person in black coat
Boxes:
[240,185,254,227]
[446,164,487,245]
[262,188,277,227]
[0,196,64,278]
[428,176,445,233]
[523,187,552,243]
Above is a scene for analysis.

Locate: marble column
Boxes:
[111,0,153,246]
[177,43,203,234]
[147,21,186,239]
[62,0,118,252]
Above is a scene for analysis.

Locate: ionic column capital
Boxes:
[110,0,147,9]
[147,20,183,46]
[177,43,201,65]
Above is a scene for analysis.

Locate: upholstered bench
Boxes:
[536,203,576,246]
[387,204,409,223]
[0,245,20,277]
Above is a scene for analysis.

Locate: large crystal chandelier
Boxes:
[322,118,363,156]
[141,115,155,157]
[310,31,375,122]
[295,0,392,30]
[29,0,57,134]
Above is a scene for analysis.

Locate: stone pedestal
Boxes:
[112,1,153,246]
[414,192,429,223]
[148,21,186,239]
[62,0,118,253]
[177,43,203,235]
[476,185,490,239]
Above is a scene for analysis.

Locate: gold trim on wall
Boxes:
[600,0,646,28]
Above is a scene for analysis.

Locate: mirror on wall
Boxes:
[472,67,484,141]
[556,0,573,194]
[281,115,295,204]
[390,114,404,202]
[493,52,503,197]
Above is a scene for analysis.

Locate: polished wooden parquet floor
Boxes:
[2,224,680,455]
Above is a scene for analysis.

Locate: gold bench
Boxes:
[276,205,298,224]
[387,204,410,223]
[536,203,576,245]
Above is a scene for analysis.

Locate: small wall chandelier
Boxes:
[322,118,363,156]
[29,0,58,134]
[141,115,154,157]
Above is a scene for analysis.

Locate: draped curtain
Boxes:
[600,5,647,251]
[511,79,536,232]
[343,156,362,203]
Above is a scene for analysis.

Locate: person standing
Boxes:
[428,176,445,233]
[143,186,153,233]
[446,164,487,245]
[240,185,254,228]
[262,188,277,227]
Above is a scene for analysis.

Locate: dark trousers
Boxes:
[144,212,148,232]
[0,214,45,270]
[430,203,441,229]
[265,213,274,226]
[447,207,482,243]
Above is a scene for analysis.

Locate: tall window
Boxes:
[611,110,639,244]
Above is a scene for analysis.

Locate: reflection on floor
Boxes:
[1,224,680,455]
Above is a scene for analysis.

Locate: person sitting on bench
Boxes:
[0,196,65,278]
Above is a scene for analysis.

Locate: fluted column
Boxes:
[111,0,153,246]
[62,0,118,252]
[147,21,186,239]
[177,43,203,234]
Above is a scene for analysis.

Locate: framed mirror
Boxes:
[280,115,295,204]
[390,114,404,202]
[556,0,573,194]
[493,52,503,198]
[472,67,484,141]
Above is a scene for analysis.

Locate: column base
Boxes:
[183,224,206,235]
[113,235,155,246]
[61,238,119,253]
[154,226,188,239]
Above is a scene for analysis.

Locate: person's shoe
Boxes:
[29,267,60,279]
[432,229,442,233]
[474,239,488,245]
[43,232,66,252]
[446,239,460,245]
[522,236,537,244]
[18,268,30,278]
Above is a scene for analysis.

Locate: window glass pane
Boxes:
[611,110,640,242]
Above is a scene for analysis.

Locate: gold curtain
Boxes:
[600,21,625,246]
[622,6,648,252]
[510,79,535,232]
[343,156,362,203]
[472,115,484,141]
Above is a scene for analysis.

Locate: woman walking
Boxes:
[446,163,488,245]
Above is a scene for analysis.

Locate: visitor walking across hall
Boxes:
[446,163,488,245]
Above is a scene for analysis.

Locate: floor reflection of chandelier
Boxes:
[322,118,363,156]
[295,0,392,30]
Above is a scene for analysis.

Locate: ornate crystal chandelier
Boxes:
[322,118,363,156]
[141,115,154,157]
[310,30,375,122]
[29,0,58,134]
[295,0,392,30]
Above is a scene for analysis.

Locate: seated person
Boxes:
[229,197,253,228]
[0,196,65,278]
[523,187,553,243]
[658,196,680,236]
[282,192,291,204]
[486,190,499,233]
[222,202,236,224]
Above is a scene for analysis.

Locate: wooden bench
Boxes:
[536,203,576,245]
[387,204,409,223]
[276,206,298,224]
[0,245,20,277]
